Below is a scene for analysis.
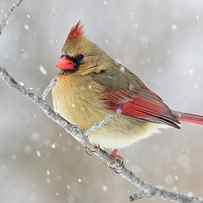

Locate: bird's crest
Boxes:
[66,21,84,41]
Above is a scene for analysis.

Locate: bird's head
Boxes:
[56,21,101,72]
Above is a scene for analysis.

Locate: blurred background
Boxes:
[0,0,203,202]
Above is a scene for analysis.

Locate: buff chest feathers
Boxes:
[52,22,203,150]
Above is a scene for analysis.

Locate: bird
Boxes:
[52,21,203,154]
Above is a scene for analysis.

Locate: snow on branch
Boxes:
[1,68,203,203]
[0,0,203,202]
[0,0,24,34]
[41,75,58,100]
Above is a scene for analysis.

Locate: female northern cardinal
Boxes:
[52,22,203,150]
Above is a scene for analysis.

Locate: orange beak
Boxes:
[56,56,75,71]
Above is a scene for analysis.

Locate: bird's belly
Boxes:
[52,75,163,149]
[87,117,162,149]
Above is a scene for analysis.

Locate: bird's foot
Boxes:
[85,144,100,156]
[107,149,124,173]
[110,149,122,159]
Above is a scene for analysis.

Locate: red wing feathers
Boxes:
[102,90,181,129]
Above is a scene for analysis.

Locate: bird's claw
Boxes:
[85,144,100,156]
[107,156,124,173]
[107,149,124,173]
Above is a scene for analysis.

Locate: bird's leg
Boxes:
[107,149,124,173]
[110,149,122,159]
[85,144,100,156]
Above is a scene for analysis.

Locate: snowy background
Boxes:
[0,0,203,202]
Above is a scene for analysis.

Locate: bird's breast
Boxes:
[52,74,108,129]
[51,74,162,149]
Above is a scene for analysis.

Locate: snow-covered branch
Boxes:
[0,0,24,34]
[41,75,58,100]
[0,0,203,202]
[1,67,203,203]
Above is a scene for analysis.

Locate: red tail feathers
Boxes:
[173,111,203,126]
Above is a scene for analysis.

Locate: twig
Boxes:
[41,75,58,100]
[85,114,114,136]
[0,0,24,34]
[129,190,153,201]
[1,67,203,203]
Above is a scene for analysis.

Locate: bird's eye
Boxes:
[74,54,84,66]
[75,54,84,61]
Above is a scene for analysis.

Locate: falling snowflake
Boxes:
[24,24,30,30]
[77,178,82,183]
[196,15,200,21]
[46,169,51,175]
[188,69,194,75]
[36,150,41,157]
[171,24,177,30]
[51,143,56,149]
[103,0,108,5]
[102,185,108,192]
[39,65,47,75]
[134,23,139,29]
[26,14,31,19]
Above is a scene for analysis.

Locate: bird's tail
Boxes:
[173,111,203,126]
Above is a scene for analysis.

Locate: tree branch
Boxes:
[1,67,203,203]
[0,0,24,34]
[84,114,114,136]
[0,0,203,202]
[41,75,58,100]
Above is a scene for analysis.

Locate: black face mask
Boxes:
[73,54,84,67]
[60,54,84,70]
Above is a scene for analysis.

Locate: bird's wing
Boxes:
[91,63,180,129]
